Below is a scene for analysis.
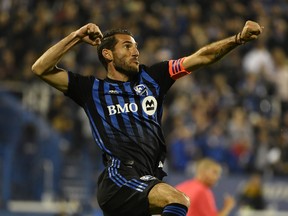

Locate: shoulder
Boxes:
[138,61,171,85]
[68,71,96,82]
[66,71,98,98]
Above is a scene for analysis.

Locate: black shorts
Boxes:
[96,157,162,216]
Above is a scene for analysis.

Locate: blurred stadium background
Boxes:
[1,0,288,215]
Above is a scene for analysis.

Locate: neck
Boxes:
[195,176,210,187]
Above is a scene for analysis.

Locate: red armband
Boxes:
[168,57,191,80]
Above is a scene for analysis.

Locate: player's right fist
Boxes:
[75,23,103,46]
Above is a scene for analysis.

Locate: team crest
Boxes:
[134,84,148,96]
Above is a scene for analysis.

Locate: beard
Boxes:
[113,58,139,79]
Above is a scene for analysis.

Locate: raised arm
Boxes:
[182,20,263,72]
[31,23,102,92]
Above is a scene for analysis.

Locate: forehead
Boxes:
[115,34,136,44]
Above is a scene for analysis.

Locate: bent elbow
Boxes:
[31,62,53,77]
[31,63,42,76]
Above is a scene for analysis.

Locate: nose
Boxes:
[132,47,139,57]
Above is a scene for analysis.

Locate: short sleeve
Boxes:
[64,71,95,107]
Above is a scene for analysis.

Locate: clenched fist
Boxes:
[75,23,103,46]
[236,20,263,44]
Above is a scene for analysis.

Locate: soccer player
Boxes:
[176,158,236,216]
[32,20,262,216]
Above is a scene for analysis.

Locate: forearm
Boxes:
[183,20,262,72]
[197,35,240,63]
[183,35,240,72]
[32,31,80,75]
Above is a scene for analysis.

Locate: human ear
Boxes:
[102,49,113,61]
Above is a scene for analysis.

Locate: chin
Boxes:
[132,64,140,72]
[117,67,138,78]
[127,65,139,73]
[134,68,140,73]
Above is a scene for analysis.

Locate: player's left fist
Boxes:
[240,20,263,43]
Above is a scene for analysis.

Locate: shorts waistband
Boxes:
[103,154,134,168]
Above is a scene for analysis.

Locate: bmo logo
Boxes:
[142,96,157,116]
[107,96,157,116]
[107,103,138,115]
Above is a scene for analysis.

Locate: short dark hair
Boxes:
[97,29,133,70]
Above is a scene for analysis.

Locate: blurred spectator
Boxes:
[22,81,52,116]
[238,173,266,210]
[271,47,288,116]
[12,122,40,199]
[237,71,275,116]
[252,128,273,174]
[270,113,288,176]
[176,158,235,216]
[212,74,236,110]
[227,107,254,172]
[167,114,196,172]
[0,48,17,80]
[242,40,275,81]
[48,94,75,147]
[201,124,232,170]
[268,14,288,50]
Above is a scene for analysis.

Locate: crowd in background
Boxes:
[1,0,288,187]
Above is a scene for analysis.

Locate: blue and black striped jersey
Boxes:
[65,59,190,175]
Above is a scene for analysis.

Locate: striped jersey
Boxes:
[65,58,190,175]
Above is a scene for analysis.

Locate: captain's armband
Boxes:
[168,57,191,80]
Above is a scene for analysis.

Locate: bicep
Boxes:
[36,66,69,93]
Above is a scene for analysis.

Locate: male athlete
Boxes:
[32,20,262,216]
